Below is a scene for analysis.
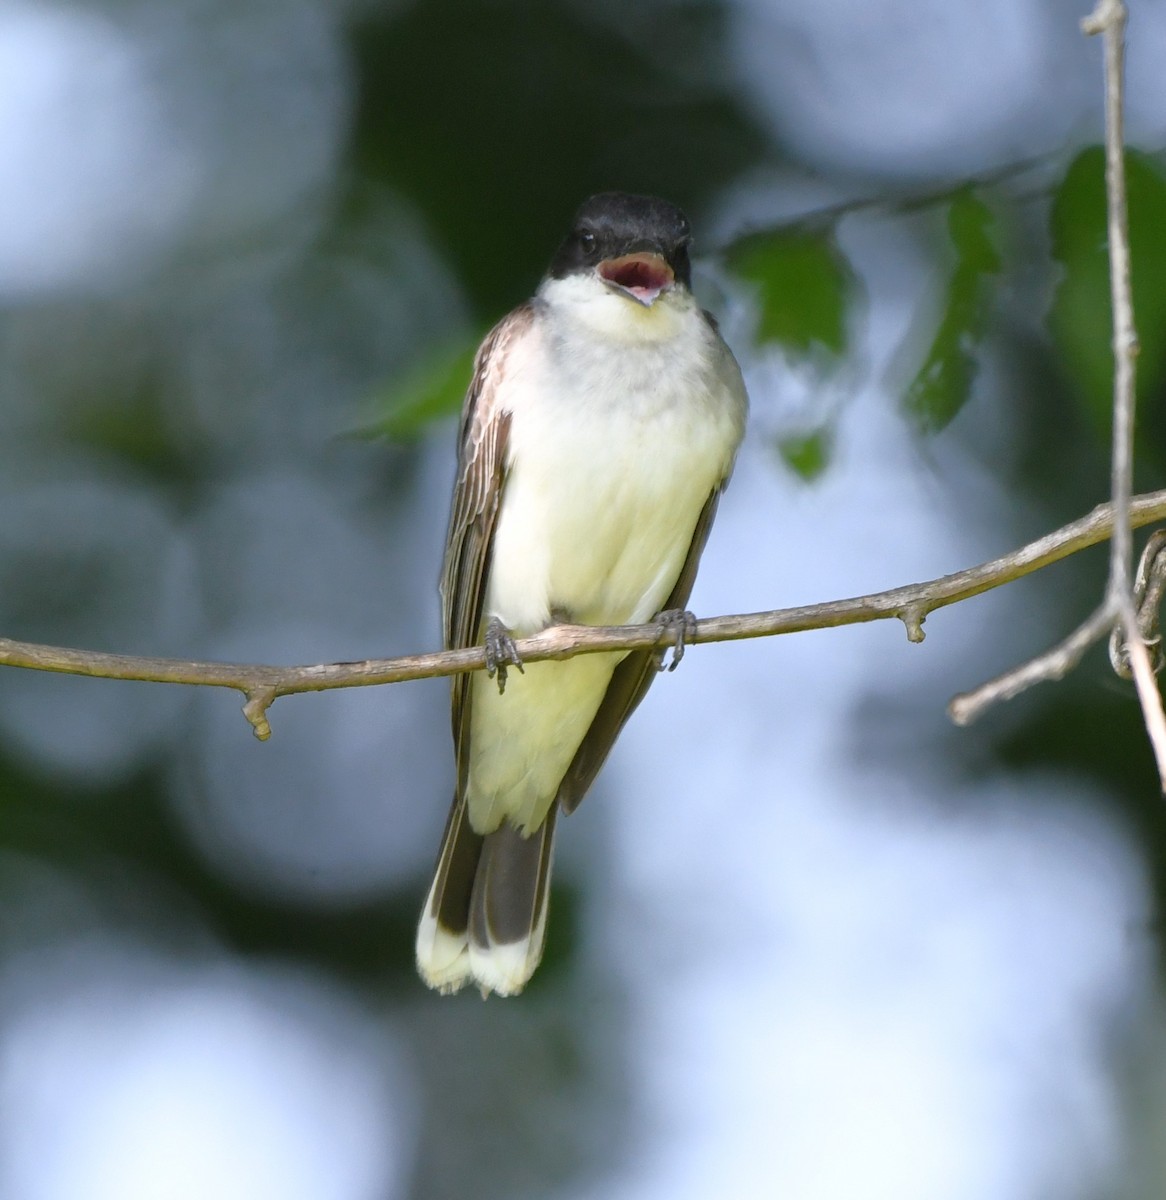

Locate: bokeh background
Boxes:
[2,0,1166,1197]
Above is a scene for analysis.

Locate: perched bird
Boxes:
[415,192,748,996]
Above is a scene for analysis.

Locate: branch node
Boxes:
[1081,0,1125,36]
[899,605,927,644]
[242,688,277,741]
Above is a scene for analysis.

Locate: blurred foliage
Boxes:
[776,427,833,481]
[996,675,1166,897]
[902,188,1001,432]
[1050,147,1166,436]
[726,225,856,361]
[351,0,767,318]
[364,338,480,440]
[0,747,425,990]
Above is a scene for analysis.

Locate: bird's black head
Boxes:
[547,192,693,300]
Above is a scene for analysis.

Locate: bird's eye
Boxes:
[579,230,597,254]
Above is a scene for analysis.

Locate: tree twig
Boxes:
[948,604,1115,725]
[1087,0,1166,784]
[952,0,1166,786]
[3,490,1166,739]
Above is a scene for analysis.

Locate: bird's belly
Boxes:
[486,400,725,634]
[466,651,621,833]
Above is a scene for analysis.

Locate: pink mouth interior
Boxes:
[598,253,674,301]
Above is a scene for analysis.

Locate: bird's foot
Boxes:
[653,608,698,672]
[485,617,524,694]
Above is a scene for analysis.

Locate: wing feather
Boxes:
[440,305,533,786]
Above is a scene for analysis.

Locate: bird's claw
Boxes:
[485,617,524,694]
[654,608,698,672]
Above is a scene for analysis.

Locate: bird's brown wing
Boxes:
[555,487,724,814]
[440,305,532,789]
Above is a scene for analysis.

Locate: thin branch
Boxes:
[1084,0,1166,784]
[3,490,1166,739]
[952,0,1166,782]
[1086,0,1138,596]
[948,603,1115,726]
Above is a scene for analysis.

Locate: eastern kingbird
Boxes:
[415,192,748,997]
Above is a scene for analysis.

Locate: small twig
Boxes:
[1122,614,1166,767]
[960,529,1166,724]
[242,688,278,740]
[1086,0,1137,600]
[3,491,1166,737]
[1086,0,1166,784]
[952,0,1166,785]
[949,602,1116,725]
[1089,0,1166,783]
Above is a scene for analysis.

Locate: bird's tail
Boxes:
[415,796,557,997]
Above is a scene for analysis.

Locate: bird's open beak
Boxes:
[597,252,674,307]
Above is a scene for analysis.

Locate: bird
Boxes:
[415,191,748,997]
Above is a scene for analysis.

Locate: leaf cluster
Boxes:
[371,148,1166,485]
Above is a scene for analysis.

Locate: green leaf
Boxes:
[1049,147,1166,433]
[902,188,1001,433]
[947,185,1002,275]
[726,227,855,360]
[776,427,833,481]
[361,339,479,440]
